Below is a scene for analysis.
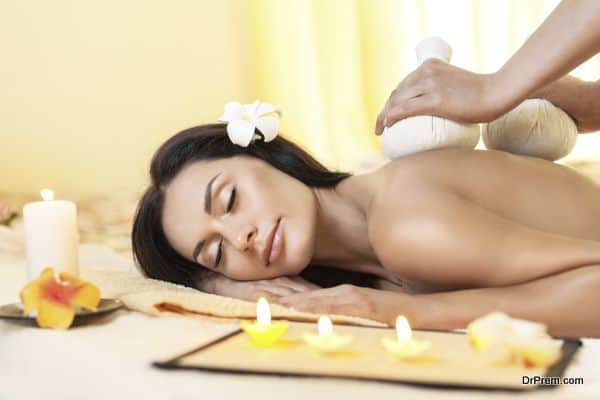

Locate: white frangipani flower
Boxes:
[218,100,282,147]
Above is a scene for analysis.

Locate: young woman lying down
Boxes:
[132,124,600,338]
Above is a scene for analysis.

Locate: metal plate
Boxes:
[0,298,123,320]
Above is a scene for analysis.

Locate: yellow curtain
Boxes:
[244,0,600,171]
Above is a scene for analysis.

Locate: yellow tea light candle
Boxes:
[23,189,79,280]
[303,316,352,353]
[382,316,431,358]
[240,297,288,347]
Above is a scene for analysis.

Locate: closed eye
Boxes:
[226,187,236,213]
[213,238,223,268]
[214,187,235,268]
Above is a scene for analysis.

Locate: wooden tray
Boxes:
[154,321,581,391]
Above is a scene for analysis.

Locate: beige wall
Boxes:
[3,1,599,203]
[0,0,253,200]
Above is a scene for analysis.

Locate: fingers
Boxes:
[219,276,319,302]
[247,287,299,302]
[382,85,429,127]
[273,284,380,321]
[249,290,279,302]
[274,287,340,309]
[257,284,297,298]
[273,277,307,292]
[272,276,320,292]
[375,108,386,135]
[274,292,308,307]
[247,277,317,302]
[374,69,429,135]
[382,94,438,128]
[275,294,360,317]
[275,294,335,313]
[287,276,321,290]
[274,291,319,308]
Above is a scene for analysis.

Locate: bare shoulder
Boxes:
[365,150,495,281]
[367,150,455,215]
[366,157,448,273]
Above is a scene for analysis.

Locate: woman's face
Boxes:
[161,156,318,281]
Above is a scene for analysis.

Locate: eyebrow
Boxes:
[204,172,221,214]
[191,172,221,261]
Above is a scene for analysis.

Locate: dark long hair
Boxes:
[131,124,353,289]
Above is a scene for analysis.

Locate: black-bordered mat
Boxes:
[153,321,581,391]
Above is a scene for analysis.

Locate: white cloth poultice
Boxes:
[483,99,577,161]
[382,116,481,159]
[381,37,480,159]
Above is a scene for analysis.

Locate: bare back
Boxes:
[378,148,600,241]
[358,149,600,290]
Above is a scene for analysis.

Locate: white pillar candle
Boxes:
[23,189,79,280]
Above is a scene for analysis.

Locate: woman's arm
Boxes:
[418,264,600,338]
[277,265,600,337]
[530,75,600,132]
[371,188,600,288]
[196,273,320,301]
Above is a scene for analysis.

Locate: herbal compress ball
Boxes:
[381,116,481,159]
[381,37,480,159]
[483,99,577,161]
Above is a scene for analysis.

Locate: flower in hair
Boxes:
[218,100,282,147]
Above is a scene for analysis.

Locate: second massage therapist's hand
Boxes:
[375,59,511,134]
[276,284,419,326]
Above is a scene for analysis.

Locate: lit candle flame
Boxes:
[40,189,54,201]
[256,297,271,325]
[317,315,333,336]
[395,316,412,341]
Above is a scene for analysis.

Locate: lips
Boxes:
[263,217,283,266]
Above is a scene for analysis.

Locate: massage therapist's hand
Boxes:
[375,59,511,134]
[375,0,600,134]
[276,284,418,326]
[203,274,320,302]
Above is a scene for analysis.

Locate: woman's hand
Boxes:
[275,284,418,326]
[201,274,320,302]
[375,59,510,134]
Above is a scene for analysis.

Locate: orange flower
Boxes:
[20,267,101,329]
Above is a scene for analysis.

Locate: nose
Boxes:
[221,222,257,252]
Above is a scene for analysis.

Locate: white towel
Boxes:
[0,237,384,327]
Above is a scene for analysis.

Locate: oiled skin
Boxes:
[365,148,600,290]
